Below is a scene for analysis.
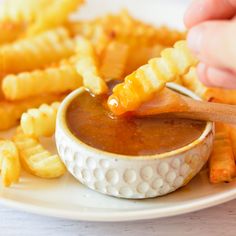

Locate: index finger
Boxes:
[184,0,236,28]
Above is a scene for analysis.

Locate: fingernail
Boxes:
[197,63,206,75]
[187,26,203,54]
[196,63,211,86]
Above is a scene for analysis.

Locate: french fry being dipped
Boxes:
[107,40,198,115]
[209,123,236,184]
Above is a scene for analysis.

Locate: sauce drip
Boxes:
[66,91,206,156]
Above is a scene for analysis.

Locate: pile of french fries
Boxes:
[0,0,235,188]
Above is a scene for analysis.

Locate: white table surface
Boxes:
[1,199,236,236]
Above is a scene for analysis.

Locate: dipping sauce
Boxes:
[67,91,206,156]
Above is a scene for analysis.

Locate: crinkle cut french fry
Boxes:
[0,73,5,100]
[21,102,60,137]
[66,10,185,58]
[153,26,186,47]
[66,21,109,55]
[2,64,82,100]
[0,22,25,45]
[0,88,4,100]
[13,128,66,179]
[0,93,65,131]
[0,91,4,100]
[209,90,236,104]
[0,0,51,23]
[75,37,108,95]
[115,10,186,46]
[68,10,185,47]
[0,27,75,74]
[209,124,236,184]
[108,40,198,115]
[26,0,84,36]
[0,140,21,187]
[180,67,208,100]
[125,44,164,75]
[100,41,129,81]
[181,67,236,103]
[226,124,236,160]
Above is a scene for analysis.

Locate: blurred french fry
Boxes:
[0,93,65,131]
[66,21,108,55]
[66,20,97,39]
[66,10,185,56]
[13,128,66,179]
[0,73,5,100]
[0,140,21,187]
[0,27,75,74]
[2,64,82,100]
[153,26,186,47]
[209,90,236,104]
[209,123,236,184]
[92,10,184,46]
[26,0,84,36]
[100,41,129,81]
[0,0,51,24]
[181,67,209,100]
[74,37,108,95]
[0,87,4,100]
[173,76,183,85]
[21,102,60,138]
[181,67,236,103]
[226,124,236,159]
[0,22,25,45]
[125,44,164,75]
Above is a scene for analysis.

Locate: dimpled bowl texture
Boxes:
[55,83,214,199]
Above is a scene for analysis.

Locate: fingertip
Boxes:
[196,63,212,87]
[187,20,236,70]
[184,0,200,29]
[183,11,193,29]
[184,0,235,29]
[187,25,204,55]
[184,0,212,29]
[207,67,236,89]
[197,63,236,89]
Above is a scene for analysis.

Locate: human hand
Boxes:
[184,0,236,89]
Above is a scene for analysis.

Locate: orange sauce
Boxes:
[66,91,206,156]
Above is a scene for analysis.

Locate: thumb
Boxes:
[187,20,236,72]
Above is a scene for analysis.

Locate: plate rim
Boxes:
[1,0,235,223]
[1,186,236,222]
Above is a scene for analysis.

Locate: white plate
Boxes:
[1,0,236,222]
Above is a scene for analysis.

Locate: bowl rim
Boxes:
[56,83,214,160]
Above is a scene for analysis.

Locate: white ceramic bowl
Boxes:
[55,83,214,199]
